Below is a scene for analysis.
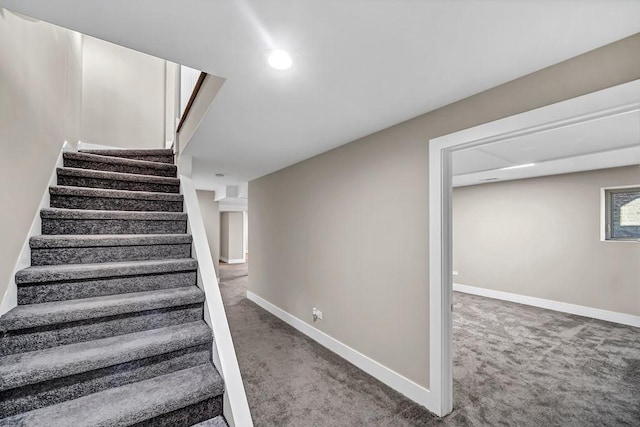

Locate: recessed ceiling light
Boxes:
[267,49,293,70]
[215,173,225,177]
[499,163,535,171]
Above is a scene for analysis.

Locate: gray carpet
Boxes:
[0,148,224,425]
[219,263,640,426]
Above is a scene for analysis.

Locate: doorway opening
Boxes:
[427,79,640,417]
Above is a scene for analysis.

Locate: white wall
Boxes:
[81,36,166,149]
[1,13,182,305]
[0,9,83,304]
[453,166,640,316]
[196,190,220,276]
[249,34,640,390]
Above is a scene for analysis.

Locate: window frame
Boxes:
[601,184,640,242]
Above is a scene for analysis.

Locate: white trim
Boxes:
[220,257,246,265]
[1,142,72,317]
[246,291,436,413]
[181,176,253,427]
[429,79,640,418]
[453,283,640,328]
[600,186,608,241]
[600,184,640,243]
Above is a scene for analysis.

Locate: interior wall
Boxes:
[219,212,245,262]
[80,36,166,148]
[220,213,230,260]
[243,211,249,257]
[228,212,245,261]
[196,190,220,276]
[453,166,640,316]
[249,33,640,389]
[0,9,83,303]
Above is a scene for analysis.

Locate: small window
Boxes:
[604,186,640,241]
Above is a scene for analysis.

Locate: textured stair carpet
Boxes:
[0,149,226,426]
[219,263,640,426]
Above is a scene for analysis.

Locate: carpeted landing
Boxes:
[219,263,640,426]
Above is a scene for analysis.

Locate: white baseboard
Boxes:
[453,283,640,328]
[220,257,245,265]
[1,142,73,317]
[246,291,435,413]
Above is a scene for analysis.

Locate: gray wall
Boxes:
[220,212,245,262]
[81,36,166,148]
[453,166,640,316]
[0,10,83,304]
[196,190,220,276]
[220,213,229,260]
[249,33,640,389]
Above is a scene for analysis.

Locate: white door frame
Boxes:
[427,79,640,417]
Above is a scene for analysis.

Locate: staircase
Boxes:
[0,149,227,426]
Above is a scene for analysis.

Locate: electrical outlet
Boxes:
[312,307,323,322]
[452,270,459,276]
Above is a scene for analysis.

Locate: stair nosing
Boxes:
[15,258,198,284]
[64,151,177,170]
[0,287,205,331]
[30,233,192,249]
[57,167,180,185]
[0,321,213,392]
[40,207,187,220]
[50,186,183,202]
[0,364,222,426]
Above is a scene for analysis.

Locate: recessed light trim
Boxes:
[499,163,535,171]
[267,49,293,70]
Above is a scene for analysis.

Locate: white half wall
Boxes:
[196,190,221,277]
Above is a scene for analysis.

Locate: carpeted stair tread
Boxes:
[64,151,177,172]
[41,207,187,221]
[40,208,189,235]
[58,167,180,185]
[0,364,222,427]
[50,185,183,202]
[78,148,175,165]
[30,233,192,249]
[29,234,193,265]
[0,287,204,331]
[0,322,213,392]
[15,259,198,284]
[3,147,233,424]
[193,415,228,426]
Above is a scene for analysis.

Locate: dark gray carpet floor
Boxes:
[219,263,640,426]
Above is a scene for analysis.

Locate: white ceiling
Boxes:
[2,1,640,183]
[453,110,640,187]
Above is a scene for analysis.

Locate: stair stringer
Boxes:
[181,175,253,427]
